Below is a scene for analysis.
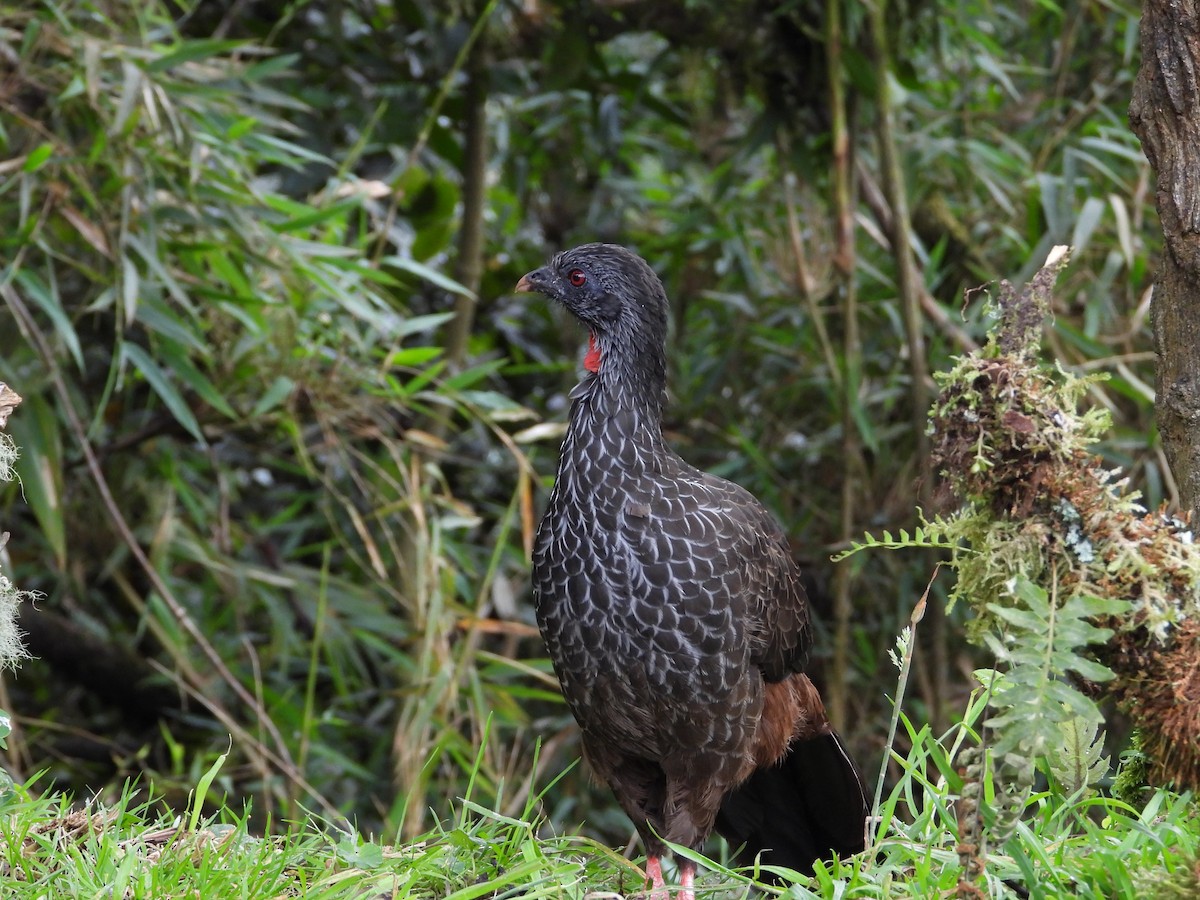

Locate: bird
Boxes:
[516,243,868,899]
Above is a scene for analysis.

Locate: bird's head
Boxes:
[515,243,669,382]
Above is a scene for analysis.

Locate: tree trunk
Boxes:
[1129,1,1200,521]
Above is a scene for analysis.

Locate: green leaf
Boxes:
[388,347,443,367]
[122,343,205,443]
[1070,196,1106,256]
[14,273,83,370]
[335,835,384,870]
[121,254,140,325]
[157,340,236,419]
[1065,656,1116,683]
[394,312,457,338]
[251,376,295,417]
[136,295,207,353]
[125,235,194,309]
[22,143,53,172]
[987,603,1046,632]
[227,117,257,140]
[441,358,506,390]
[7,394,66,568]
[268,199,361,233]
[384,256,475,298]
[459,390,536,422]
[187,743,230,832]
[145,39,247,73]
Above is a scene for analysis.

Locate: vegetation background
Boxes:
[1,0,1193,896]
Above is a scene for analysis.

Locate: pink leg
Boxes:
[676,861,695,900]
[645,856,670,900]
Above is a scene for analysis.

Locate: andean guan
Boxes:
[516,244,868,899]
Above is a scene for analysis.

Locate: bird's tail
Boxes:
[714,727,869,878]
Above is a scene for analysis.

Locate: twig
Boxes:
[869,0,946,728]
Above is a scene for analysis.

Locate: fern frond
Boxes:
[1046,714,1110,796]
[832,524,966,561]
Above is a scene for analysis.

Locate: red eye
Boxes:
[568,269,586,287]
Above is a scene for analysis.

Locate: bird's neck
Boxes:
[563,359,668,462]
[581,326,667,409]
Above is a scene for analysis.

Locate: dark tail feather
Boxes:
[714,729,868,878]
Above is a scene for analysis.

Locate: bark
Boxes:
[1129,1,1200,521]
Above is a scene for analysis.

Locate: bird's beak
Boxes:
[514,268,541,294]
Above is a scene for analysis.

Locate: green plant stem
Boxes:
[296,545,332,807]
[444,33,489,374]
[780,134,841,389]
[827,0,862,732]
[870,567,933,854]
[868,0,945,730]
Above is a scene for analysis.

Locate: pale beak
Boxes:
[515,268,543,293]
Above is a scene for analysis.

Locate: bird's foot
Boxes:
[645,856,670,900]
[676,861,695,900]
[644,857,695,900]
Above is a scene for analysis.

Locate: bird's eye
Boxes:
[568,269,586,287]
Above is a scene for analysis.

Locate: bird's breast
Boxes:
[534,488,746,704]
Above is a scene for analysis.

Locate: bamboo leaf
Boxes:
[121,254,140,326]
[22,143,53,172]
[251,376,295,417]
[122,343,205,442]
[384,256,475,298]
[145,39,247,73]
[14,270,84,371]
[157,340,236,419]
[7,394,66,568]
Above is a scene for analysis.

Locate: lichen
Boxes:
[0,569,31,671]
[927,248,1200,788]
[0,389,29,672]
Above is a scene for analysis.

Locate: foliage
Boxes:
[0,774,631,900]
[0,0,540,835]
[837,252,1200,891]
[976,578,1121,761]
[0,0,1176,887]
[2,687,1195,899]
[843,703,1200,899]
[1045,712,1110,797]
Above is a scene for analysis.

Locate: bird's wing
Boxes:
[619,458,813,682]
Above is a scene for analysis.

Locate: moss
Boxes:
[926,248,1200,789]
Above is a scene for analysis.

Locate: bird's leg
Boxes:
[676,860,696,900]
[645,856,670,900]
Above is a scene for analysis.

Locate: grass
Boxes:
[0,776,633,900]
[3,703,1196,900]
